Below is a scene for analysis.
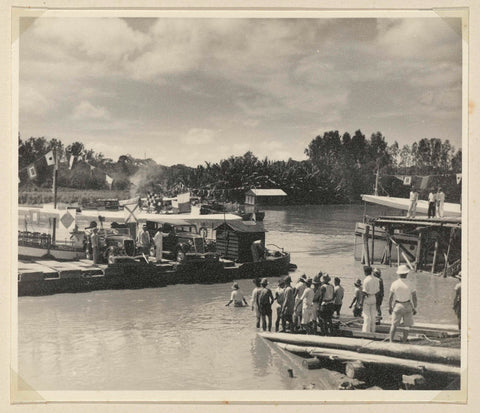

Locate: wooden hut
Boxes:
[214,221,266,263]
[244,189,287,213]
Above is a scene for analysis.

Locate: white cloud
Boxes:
[20,85,51,115]
[72,100,110,120]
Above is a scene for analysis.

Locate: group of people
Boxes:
[226,262,427,343]
[243,273,345,336]
[407,186,445,219]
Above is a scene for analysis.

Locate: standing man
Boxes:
[293,274,307,332]
[274,278,286,332]
[436,187,445,218]
[136,224,151,255]
[280,276,295,333]
[373,268,384,324]
[251,278,262,329]
[389,264,418,343]
[318,274,335,336]
[91,227,100,264]
[362,266,380,333]
[153,228,164,263]
[332,277,344,318]
[295,278,315,334]
[257,278,274,332]
[427,189,436,218]
[407,186,418,218]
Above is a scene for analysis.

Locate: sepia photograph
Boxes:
[10,7,467,403]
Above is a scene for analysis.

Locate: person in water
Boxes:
[257,278,274,331]
[332,276,344,318]
[226,282,249,307]
[274,278,286,332]
[280,275,295,333]
[349,279,364,317]
[251,278,262,328]
[295,277,315,334]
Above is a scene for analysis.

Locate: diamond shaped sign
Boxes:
[60,211,75,228]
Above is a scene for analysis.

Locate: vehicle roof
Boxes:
[145,217,193,226]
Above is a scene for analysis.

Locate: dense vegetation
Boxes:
[19,130,462,205]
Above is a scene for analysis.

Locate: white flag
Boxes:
[456,173,462,184]
[69,155,76,170]
[105,175,113,187]
[403,176,412,186]
[27,165,37,179]
[45,150,55,166]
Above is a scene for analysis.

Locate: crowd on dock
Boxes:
[227,263,461,342]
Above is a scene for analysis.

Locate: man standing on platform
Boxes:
[362,266,380,333]
[389,265,417,342]
[136,224,151,255]
[436,187,445,218]
[373,268,384,324]
[91,227,100,264]
[427,189,436,218]
[406,186,418,218]
[153,228,164,263]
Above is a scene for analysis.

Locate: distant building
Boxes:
[244,189,287,212]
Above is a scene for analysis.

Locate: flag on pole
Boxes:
[403,176,412,186]
[45,151,55,166]
[27,165,37,179]
[456,173,462,184]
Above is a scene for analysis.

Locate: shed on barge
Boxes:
[214,221,266,263]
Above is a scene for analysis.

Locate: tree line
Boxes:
[18,131,462,204]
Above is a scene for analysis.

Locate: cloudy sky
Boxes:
[19,16,463,166]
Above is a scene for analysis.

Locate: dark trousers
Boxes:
[428,202,436,218]
[282,313,293,332]
[260,308,272,331]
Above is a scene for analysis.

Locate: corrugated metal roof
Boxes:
[214,220,266,233]
[247,189,287,197]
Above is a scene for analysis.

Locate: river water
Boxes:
[17,204,458,391]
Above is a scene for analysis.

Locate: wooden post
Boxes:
[364,225,371,267]
[345,361,366,380]
[443,228,456,277]
[415,232,423,271]
[431,239,439,273]
[371,225,375,264]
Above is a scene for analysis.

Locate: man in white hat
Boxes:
[388,264,418,342]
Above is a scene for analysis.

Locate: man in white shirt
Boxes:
[436,187,445,218]
[136,224,151,255]
[406,187,418,218]
[153,228,164,263]
[362,266,380,333]
[389,264,418,342]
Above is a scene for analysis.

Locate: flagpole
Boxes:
[51,147,58,244]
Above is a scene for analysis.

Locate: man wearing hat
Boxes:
[388,264,418,342]
[257,278,274,331]
[362,266,380,333]
[293,274,307,332]
[226,282,248,307]
[311,274,323,333]
[295,277,315,334]
[318,274,335,335]
[136,223,151,255]
[280,275,295,332]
